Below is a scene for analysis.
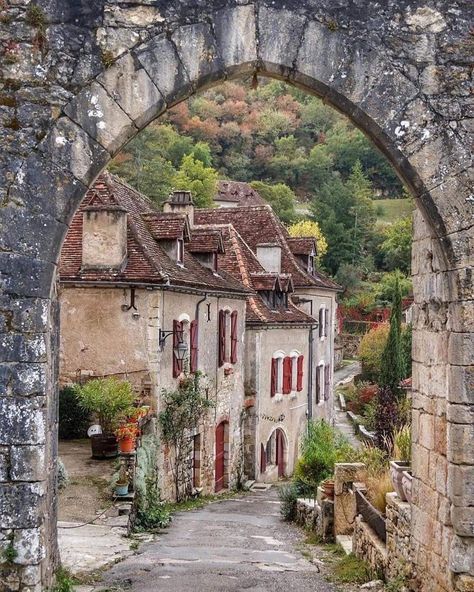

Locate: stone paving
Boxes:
[99,488,337,592]
[333,362,362,449]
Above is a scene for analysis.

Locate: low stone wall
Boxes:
[353,515,388,577]
[340,334,362,359]
[353,491,417,587]
[295,497,334,542]
[385,492,414,584]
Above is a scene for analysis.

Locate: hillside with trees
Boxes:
[109,79,412,292]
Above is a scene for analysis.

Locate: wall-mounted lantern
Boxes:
[159,328,188,361]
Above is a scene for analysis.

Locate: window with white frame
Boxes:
[290,351,299,392]
[271,351,285,397]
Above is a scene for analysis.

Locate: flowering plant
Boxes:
[128,406,150,423]
[115,423,139,441]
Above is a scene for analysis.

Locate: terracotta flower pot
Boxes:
[322,480,335,499]
[390,460,410,501]
[401,470,413,504]
[118,437,135,454]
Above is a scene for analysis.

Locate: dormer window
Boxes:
[308,253,315,275]
[177,238,184,265]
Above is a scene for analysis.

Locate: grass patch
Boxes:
[375,198,413,224]
[330,553,376,584]
[48,567,76,592]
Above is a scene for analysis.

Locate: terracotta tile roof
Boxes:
[195,205,342,291]
[215,180,266,206]
[59,173,249,296]
[249,273,293,293]
[287,237,317,256]
[194,223,314,325]
[141,212,190,241]
[187,228,224,254]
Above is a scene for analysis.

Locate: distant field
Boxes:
[375,198,413,224]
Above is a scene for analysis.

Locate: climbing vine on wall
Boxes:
[158,373,214,502]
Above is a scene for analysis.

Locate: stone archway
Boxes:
[0,3,472,591]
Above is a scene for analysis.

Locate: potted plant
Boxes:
[389,424,411,501]
[74,378,135,459]
[128,406,150,424]
[115,465,129,497]
[115,423,139,454]
[322,478,335,500]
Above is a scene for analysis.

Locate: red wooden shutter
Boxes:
[297,355,304,392]
[270,358,277,397]
[218,310,226,367]
[316,365,321,404]
[173,320,183,378]
[324,364,330,400]
[319,308,324,337]
[283,357,292,394]
[230,310,238,364]
[190,320,198,373]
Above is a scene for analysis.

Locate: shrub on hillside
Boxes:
[358,324,389,382]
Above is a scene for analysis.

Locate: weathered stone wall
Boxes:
[340,334,362,360]
[0,1,472,589]
[353,516,388,578]
[295,497,334,542]
[386,493,415,585]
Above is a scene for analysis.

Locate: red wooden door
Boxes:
[276,429,285,478]
[215,422,226,492]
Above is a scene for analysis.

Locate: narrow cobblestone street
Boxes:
[100,488,336,592]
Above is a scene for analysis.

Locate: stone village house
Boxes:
[58,173,340,496]
[59,173,249,498]
[195,196,341,482]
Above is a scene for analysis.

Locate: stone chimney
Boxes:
[82,204,127,269]
[163,190,194,226]
[256,243,282,273]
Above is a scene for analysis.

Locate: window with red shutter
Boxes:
[283,356,292,394]
[190,319,198,373]
[297,355,304,392]
[324,364,330,400]
[319,308,324,338]
[218,310,226,367]
[270,358,277,397]
[230,310,238,364]
[316,364,321,404]
[324,308,329,337]
[172,320,183,378]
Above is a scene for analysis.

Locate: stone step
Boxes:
[336,534,353,555]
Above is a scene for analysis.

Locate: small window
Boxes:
[271,353,285,396]
[213,253,218,272]
[316,363,325,404]
[177,239,184,264]
[308,254,314,274]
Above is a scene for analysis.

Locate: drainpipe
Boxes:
[297,298,316,424]
[195,293,208,368]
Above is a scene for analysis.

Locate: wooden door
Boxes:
[276,429,285,478]
[215,421,226,492]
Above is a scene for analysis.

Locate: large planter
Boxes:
[118,437,135,454]
[90,434,118,459]
[390,460,410,501]
[402,470,413,504]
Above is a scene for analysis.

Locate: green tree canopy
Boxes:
[250,181,298,224]
[173,154,218,208]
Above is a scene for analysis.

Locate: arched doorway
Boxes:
[275,429,286,479]
[215,420,229,492]
[1,4,472,590]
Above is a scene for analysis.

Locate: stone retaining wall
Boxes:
[353,515,388,577]
[385,493,415,585]
[295,498,334,542]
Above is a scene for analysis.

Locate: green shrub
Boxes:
[294,420,355,496]
[58,386,90,440]
[331,553,378,584]
[48,568,75,592]
[74,378,135,435]
[393,424,411,462]
[401,324,412,378]
[358,324,389,382]
[278,483,298,521]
